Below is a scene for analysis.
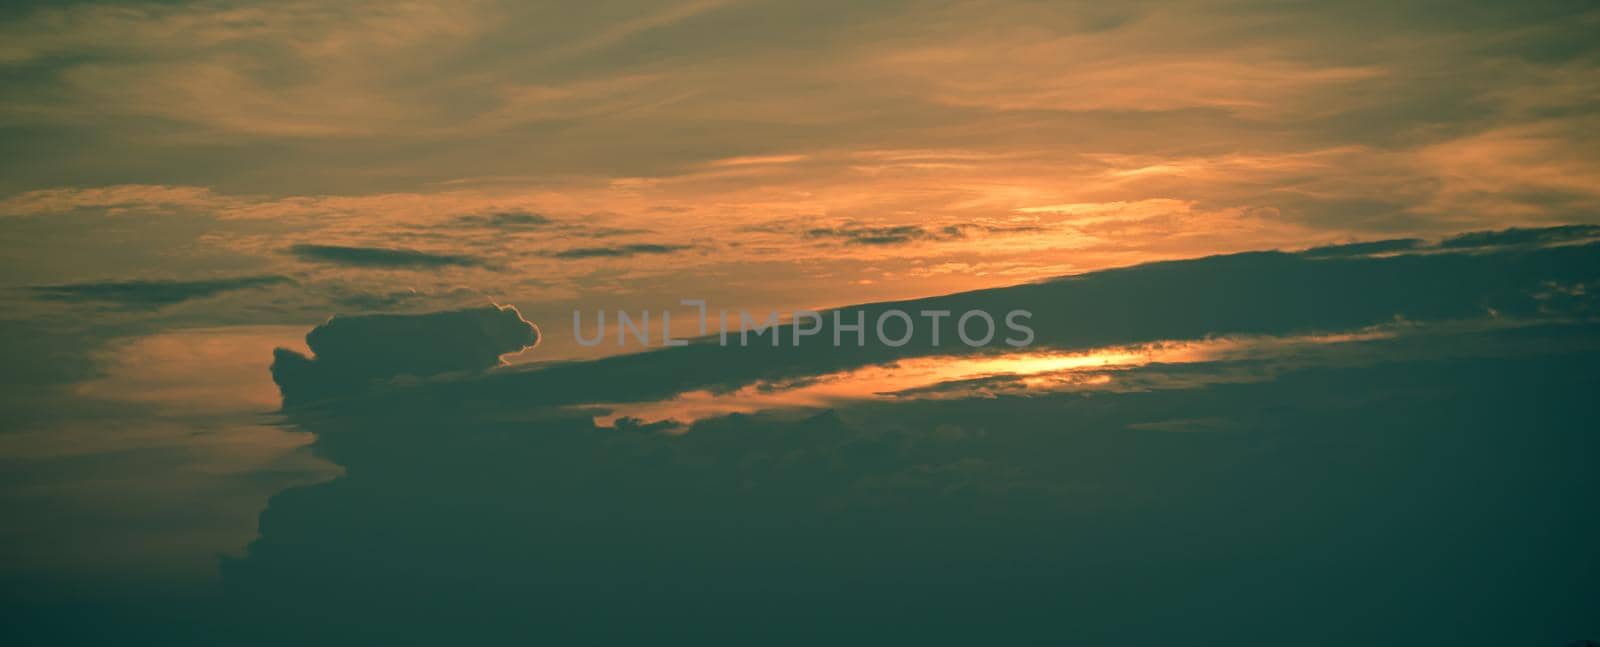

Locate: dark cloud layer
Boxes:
[210,227,1600,644]
[10,227,1599,644]
[381,226,1600,414]
[1440,224,1600,250]
[1299,225,1600,259]
[288,244,484,269]
[806,224,928,245]
[221,341,1598,644]
[548,243,692,258]
[29,275,292,309]
[1301,238,1424,258]
[452,211,552,228]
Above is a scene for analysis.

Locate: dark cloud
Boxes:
[1300,238,1424,258]
[938,223,1046,238]
[447,211,650,239]
[452,211,553,229]
[1297,226,1600,260]
[1440,224,1600,250]
[229,343,1600,641]
[806,225,927,245]
[22,227,1596,642]
[217,234,1600,643]
[286,227,1600,417]
[0,320,110,426]
[271,305,539,405]
[29,275,293,309]
[548,243,692,258]
[563,225,654,239]
[288,244,485,269]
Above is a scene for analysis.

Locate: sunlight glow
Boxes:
[592,330,1393,430]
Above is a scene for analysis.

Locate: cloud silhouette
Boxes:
[289,244,484,269]
[16,226,1590,644]
[29,275,293,309]
[270,304,539,404]
[225,237,1600,643]
[548,243,691,258]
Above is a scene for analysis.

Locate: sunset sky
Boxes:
[2,1,1598,644]
[4,0,1596,331]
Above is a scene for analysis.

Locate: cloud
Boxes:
[806,223,1046,246]
[1295,226,1600,259]
[30,275,293,309]
[1439,224,1600,250]
[452,211,553,229]
[548,243,692,258]
[449,210,655,240]
[288,244,485,269]
[217,235,1600,642]
[271,304,539,404]
[0,0,489,137]
[561,225,654,239]
[1300,238,1423,258]
[939,223,1047,238]
[326,288,424,311]
[805,225,928,245]
[282,230,1600,416]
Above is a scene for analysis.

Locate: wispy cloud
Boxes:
[288,244,485,269]
[452,211,553,229]
[805,223,1045,246]
[30,275,294,309]
[548,243,692,259]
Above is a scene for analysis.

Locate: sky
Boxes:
[2,0,1597,333]
[1,1,1598,644]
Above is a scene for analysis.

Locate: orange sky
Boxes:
[0,0,1596,347]
[1,0,1598,593]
